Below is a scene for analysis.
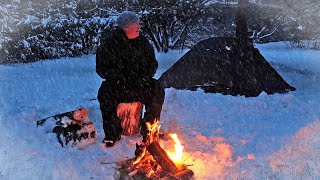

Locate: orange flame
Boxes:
[167,133,184,164]
[133,121,185,168]
[133,119,160,165]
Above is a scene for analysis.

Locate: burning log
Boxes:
[174,169,194,179]
[114,141,194,180]
[164,169,195,180]
[146,141,179,174]
[114,120,194,180]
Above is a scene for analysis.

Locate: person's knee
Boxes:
[98,85,118,105]
[152,79,164,93]
[97,85,107,102]
[155,83,165,100]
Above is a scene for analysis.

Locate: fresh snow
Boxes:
[0,42,319,179]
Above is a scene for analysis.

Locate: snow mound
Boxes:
[268,118,320,179]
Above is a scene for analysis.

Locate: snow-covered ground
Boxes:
[0,42,319,179]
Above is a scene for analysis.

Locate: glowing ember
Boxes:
[167,133,184,164]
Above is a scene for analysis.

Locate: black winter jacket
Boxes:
[96,27,158,87]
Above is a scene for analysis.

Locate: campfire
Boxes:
[115,120,194,180]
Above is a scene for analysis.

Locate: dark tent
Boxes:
[159,37,296,97]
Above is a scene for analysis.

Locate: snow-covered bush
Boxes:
[0,0,111,64]
[0,17,109,64]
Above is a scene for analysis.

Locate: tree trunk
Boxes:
[117,102,143,136]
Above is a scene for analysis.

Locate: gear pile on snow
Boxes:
[37,108,97,149]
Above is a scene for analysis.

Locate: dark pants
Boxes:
[97,78,165,141]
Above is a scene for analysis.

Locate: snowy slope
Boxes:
[0,42,319,179]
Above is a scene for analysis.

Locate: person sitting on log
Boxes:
[96,11,165,147]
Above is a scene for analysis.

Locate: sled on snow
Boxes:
[37,103,144,148]
[37,107,97,149]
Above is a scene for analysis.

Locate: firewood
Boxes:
[162,169,194,180]
[174,169,194,180]
[146,141,179,174]
[128,169,138,177]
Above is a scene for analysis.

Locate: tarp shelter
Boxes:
[159,37,295,97]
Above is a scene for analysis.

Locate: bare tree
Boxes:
[263,0,320,40]
[131,0,210,53]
